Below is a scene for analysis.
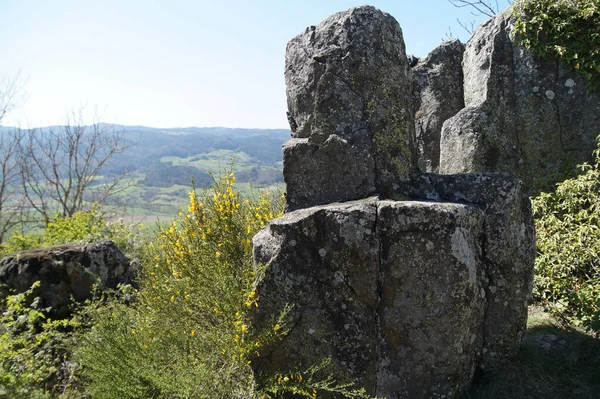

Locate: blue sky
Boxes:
[0,0,505,129]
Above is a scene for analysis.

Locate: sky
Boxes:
[0,0,507,129]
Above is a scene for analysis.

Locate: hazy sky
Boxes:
[0,0,502,129]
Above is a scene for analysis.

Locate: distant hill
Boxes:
[111,125,289,180]
[0,124,290,218]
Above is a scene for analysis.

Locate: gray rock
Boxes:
[376,200,486,398]
[412,39,465,173]
[421,173,536,370]
[439,9,600,194]
[440,12,519,177]
[251,173,534,395]
[251,198,380,392]
[284,5,416,210]
[0,239,135,317]
[251,199,489,398]
[253,5,537,397]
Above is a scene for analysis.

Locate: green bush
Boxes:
[75,172,374,398]
[0,281,84,399]
[514,0,600,86]
[532,142,600,334]
[0,204,148,258]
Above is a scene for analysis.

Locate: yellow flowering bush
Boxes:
[76,171,285,399]
[75,170,375,398]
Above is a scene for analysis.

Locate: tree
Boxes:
[17,109,134,226]
[449,0,513,33]
[0,73,25,124]
[0,74,27,242]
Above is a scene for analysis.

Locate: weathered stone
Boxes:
[440,12,519,177]
[251,173,535,396]
[439,9,600,194]
[284,5,416,210]
[251,198,380,392]
[251,199,490,398]
[254,5,538,398]
[0,239,135,317]
[412,39,465,173]
[376,200,486,398]
[420,173,536,370]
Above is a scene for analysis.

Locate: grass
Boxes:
[464,306,600,399]
[160,150,257,171]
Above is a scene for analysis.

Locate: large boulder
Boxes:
[252,198,488,398]
[284,6,416,210]
[0,239,135,317]
[439,9,600,194]
[251,173,534,398]
[412,39,465,173]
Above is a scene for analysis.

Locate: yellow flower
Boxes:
[216,251,221,258]
[274,324,281,332]
[191,330,196,337]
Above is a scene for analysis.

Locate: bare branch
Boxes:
[17,108,136,225]
[448,0,513,34]
[0,73,26,126]
[448,0,512,17]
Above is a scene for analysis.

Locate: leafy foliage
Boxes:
[0,281,84,399]
[514,0,600,86]
[0,204,147,258]
[75,171,374,398]
[532,141,600,334]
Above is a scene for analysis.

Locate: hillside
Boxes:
[1,125,290,221]
[116,125,289,218]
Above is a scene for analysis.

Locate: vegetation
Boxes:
[0,171,374,398]
[532,142,600,334]
[464,307,600,399]
[0,204,147,258]
[514,0,600,86]
[0,281,85,399]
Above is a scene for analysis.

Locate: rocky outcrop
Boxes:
[284,6,416,210]
[251,5,536,399]
[439,9,600,194]
[412,39,465,173]
[0,239,135,317]
[252,174,534,398]
[419,173,536,369]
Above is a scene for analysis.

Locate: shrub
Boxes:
[514,0,600,87]
[532,142,600,334]
[0,204,148,258]
[75,172,283,398]
[0,281,84,399]
[75,171,375,398]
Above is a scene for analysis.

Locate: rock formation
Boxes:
[0,239,136,318]
[250,6,535,398]
[412,39,465,173]
[437,9,600,194]
[284,6,416,210]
